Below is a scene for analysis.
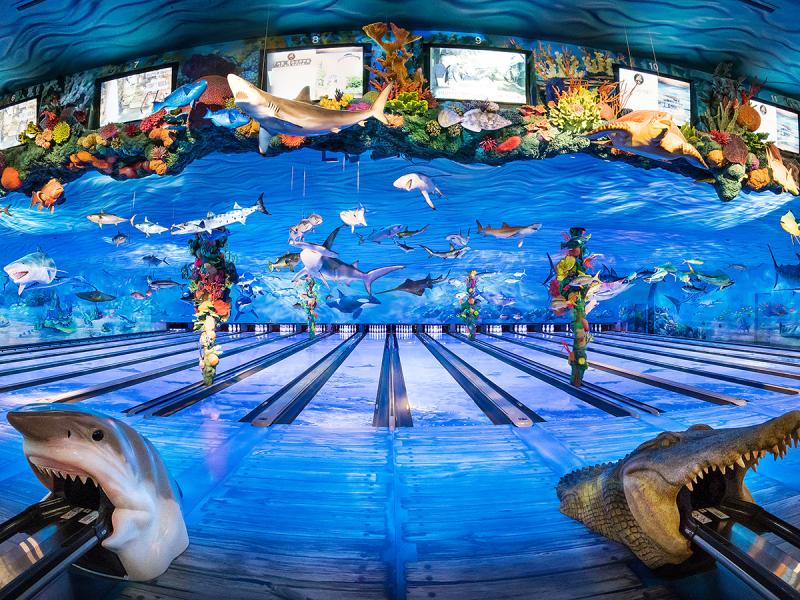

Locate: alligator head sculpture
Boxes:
[7,404,189,580]
[556,411,800,568]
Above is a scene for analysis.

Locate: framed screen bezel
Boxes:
[93,63,179,127]
[0,96,40,151]
[614,64,696,126]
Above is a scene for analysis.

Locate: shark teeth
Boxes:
[32,463,97,487]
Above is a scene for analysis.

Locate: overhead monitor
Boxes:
[265,45,366,101]
[617,67,692,126]
[97,65,175,126]
[0,98,37,150]
[751,99,800,154]
[429,46,529,104]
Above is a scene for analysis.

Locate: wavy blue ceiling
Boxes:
[1,0,799,98]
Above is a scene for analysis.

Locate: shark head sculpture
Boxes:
[7,404,189,581]
[557,411,800,568]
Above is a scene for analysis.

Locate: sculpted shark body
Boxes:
[4,249,60,295]
[171,194,268,234]
[7,404,189,581]
[557,411,800,568]
[227,74,392,154]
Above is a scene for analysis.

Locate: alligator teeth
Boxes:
[752,462,758,472]
[736,457,746,468]
[772,444,780,454]
[720,465,726,474]
[78,475,87,484]
[686,481,694,492]
[744,451,751,461]
[760,450,767,458]
[703,466,709,475]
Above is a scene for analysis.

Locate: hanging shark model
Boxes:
[7,403,189,581]
[171,193,268,234]
[227,74,392,154]
[475,220,542,248]
[3,248,60,295]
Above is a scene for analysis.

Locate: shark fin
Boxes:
[233,202,242,210]
[352,260,360,269]
[370,84,392,125]
[421,190,436,210]
[258,128,271,156]
[502,222,511,228]
[17,284,25,296]
[294,86,312,103]
[330,127,341,134]
[363,264,404,295]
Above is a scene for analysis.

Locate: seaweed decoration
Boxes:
[548,228,594,386]
[458,270,480,340]
[298,275,319,337]
[363,22,426,98]
[184,232,238,385]
[534,43,584,80]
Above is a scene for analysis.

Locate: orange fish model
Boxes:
[30,178,65,212]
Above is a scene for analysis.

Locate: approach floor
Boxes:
[1,328,800,599]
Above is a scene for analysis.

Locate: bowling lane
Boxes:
[435,334,610,420]
[397,334,492,426]
[480,333,737,411]
[0,333,273,415]
[294,334,384,427]
[176,333,347,421]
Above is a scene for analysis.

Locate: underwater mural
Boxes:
[0,22,798,346]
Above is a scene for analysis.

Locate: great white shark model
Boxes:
[7,404,189,581]
[227,74,392,154]
[171,193,268,234]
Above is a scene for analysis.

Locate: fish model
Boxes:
[7,403,188,580]
[203,107,251,129]
[30,178,65,212]
[475,220,541,248]
[437,106,512,133]
[421,244,469,259]
[780,210,800,244]
[397,224,429,239]
[289,213,323,242]
[268,251,300,272]
[153,79,208,112]
[557,411,800,568]
[87,210,130,227]
[131,290,152,300]
[3,248,59,295]
[171,193,268,234]
[585,110,707,170]
[76,290,116,302]
[377,272,448,296]
[147,276,183,291]
[768,245,800,290]
[132,216,169,237]
[357,224,404,245]
[234,296,259,321]
[142,254,169,266]
[291,241,339,281]
[112,231,129,247]
[393,174,444,210]
[766,144,800,195]
[326,290,381,319]
[340,207,367,232]
[227,74,392,154]
[445,227,470,247]
[396,241,416,253]
[313,258,404,295]
[685,262,733,290]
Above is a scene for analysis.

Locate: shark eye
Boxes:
[92,430,104,442]
[67,430,71,438]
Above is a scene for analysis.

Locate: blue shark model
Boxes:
[769,245,800,290]
[153,80,208,112]
[204,108,252,129]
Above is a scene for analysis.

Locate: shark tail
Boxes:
[363,265,404,295]
[768,244,779,289]
[542,252,556,286]
[665,295,684,314]
[371,84,393,125]
[130,214,137,227]
[267,261,275,272]
[255,192,269,214]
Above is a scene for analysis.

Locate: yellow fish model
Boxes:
[780,210,800,244]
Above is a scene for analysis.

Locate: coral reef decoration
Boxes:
[298,276,319,337]
[548,227,594,387]
[184,231,238,386]
[363,22,426,98]
[458,270,480,340]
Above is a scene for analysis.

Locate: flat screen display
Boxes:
[0,98,37,150]
[429,46,527,104]
[751,100,800,154]
[98,66,174,126]
[266,46,365,101]
[618,67,692,126]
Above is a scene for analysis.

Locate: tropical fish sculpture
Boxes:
[585,110,707,170]
[30,178,65,212]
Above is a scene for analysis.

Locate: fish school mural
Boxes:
[0,22,799,348]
